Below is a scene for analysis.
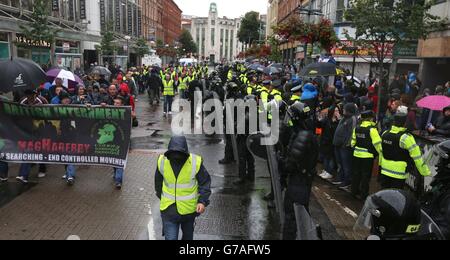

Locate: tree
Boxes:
[268,36,282,62]
[178,29,197,55]
[345,0,445,116]
[134,38,150,58]
[19,0,58,65]
[238,11,261,46]
[96,21,117,64]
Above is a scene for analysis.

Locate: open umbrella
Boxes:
[264,66,281,75]
[300,62,337,77]
[417,95,450,111]
[0,57,46,93]
[88,66,112,77]
[46,69,84,89]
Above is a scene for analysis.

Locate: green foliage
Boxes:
[134,38,150,57]
[345,0,445,61]
[178,30,197,54]
[238,11,262,45]
[268,36,282,62]
[18,0,57,47]
[96,21,117,56]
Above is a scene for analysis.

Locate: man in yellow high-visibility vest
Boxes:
[162,74,175,117]
[155,136,211,240]
[380,106,431,189]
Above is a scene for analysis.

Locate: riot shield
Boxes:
[294,204,320,240]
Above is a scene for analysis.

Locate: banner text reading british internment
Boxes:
[0,101,132,168]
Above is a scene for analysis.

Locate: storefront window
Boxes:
[0,32,9,59]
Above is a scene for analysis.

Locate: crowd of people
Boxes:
[207,61,450,239]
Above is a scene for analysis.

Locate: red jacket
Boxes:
[119,84,135,111]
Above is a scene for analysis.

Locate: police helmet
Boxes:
[355,190,422,240]
[394,106,408,127]
[288,102,311,122]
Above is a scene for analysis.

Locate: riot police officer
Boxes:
[351,110,382,200]
[380,106,431,189]
[280,102,319,240]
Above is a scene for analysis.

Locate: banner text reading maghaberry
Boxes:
[2,103,127,121]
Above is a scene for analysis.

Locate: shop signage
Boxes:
[393,42,418,57]
[127,3,133,35]
[100,0,106,31]
[331,40,394,58]
[115,0,121,32]
[63,42,70,52]
[80,0,86,20]
[16,35,50,48]
[52,0,59,11]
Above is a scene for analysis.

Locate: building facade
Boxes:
[417,0,450,89]
[266,0,279,39]
[190,2,243,63]
[162,0,182,46]
[0,0,148,70]
[140,0,164,43]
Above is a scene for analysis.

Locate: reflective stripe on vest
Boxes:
[179,77,189,90]
[163,80,174,96]
[158,154,201,215]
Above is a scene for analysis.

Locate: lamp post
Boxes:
[125,35,131,70]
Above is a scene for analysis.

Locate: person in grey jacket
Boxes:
[332,103,358,189]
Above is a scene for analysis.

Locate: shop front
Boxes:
[55,40,82,71]
[0,32,10,60]
[16,34,51,66]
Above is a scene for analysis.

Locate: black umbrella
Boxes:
[300,62,337,77]
[0,57,47,93]
[263,66,281,75]
[88,66,112,77]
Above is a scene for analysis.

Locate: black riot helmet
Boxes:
[355,190,422,240]
[288,102,312,122]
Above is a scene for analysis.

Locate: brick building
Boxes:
[139,0,164,43]
[162,0,182,46]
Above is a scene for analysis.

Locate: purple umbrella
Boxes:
[46,69,84,89]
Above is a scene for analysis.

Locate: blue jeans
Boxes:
[66,165,76,179]
[114,168,123,184]
[19,164,32,180]
[162,213,196,240]
[0,161,8,179]
[323,154,336,175]
[164,95,174,113]
[335,146,353,185]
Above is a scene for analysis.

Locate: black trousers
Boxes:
[379,174,406,190]
[224,134,234,161]
[351,157,374,199]
[237,135,255,180]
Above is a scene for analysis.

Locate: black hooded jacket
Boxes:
[155,136,212,215]
[434,107,450,137]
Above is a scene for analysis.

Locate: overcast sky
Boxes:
[174,0,267,18]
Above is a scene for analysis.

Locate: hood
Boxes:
[344,103,357,117]
[165,136,189,156]
[301,83,318,101]
[119,84,130,94]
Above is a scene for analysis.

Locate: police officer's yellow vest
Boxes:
[247,83,256,96]
[179,77,189,90]
[380,126,430,180]
[158,154,202,215]
[290,94,301,102]
[270,89,283,102]
[163,79,174,96]
[352,121,382,159]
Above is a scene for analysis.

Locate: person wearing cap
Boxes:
[380,106,431,189]
[351,111,382,200]
[155,136,211,240]
[269,80,283,102]
[246,74,258,96]
[289,81,302,106]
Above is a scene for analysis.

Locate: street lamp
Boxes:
[125,35,131,69]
